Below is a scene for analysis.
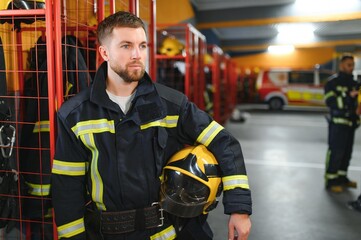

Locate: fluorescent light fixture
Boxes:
[294,0,360,14]
[268,45,295,54]
[276,23,315,44]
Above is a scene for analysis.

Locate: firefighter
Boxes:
[324,54,359,193]
[51,11,252,240]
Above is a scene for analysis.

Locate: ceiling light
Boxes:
[294,0,360,14]
[268,45,295,54]
[276,23,315,44]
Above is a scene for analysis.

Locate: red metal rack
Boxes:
[205,44,238,124]
[0,1,156,239]
[0,2,54,239]
[155,23,206,110]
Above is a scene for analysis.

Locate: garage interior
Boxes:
[1,0,361,239]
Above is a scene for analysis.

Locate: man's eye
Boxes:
[140,44,147,49]
[121,45,130,49]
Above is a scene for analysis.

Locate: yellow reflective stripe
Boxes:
[325,173,338,180]
[57,218,85,239]
[52,159,87,176]
[65,81,73,98]
[33,120,50,133]
[222,175,249,190]
[332,117,352,126]
[196,121,224,147]
[336,86,348,92]
[80,133,106,211]
[336,96,343,109]
[150,225,177,240]
[71,119,115,137]
[26,182,51,196]
[324,91,334,100]
[140,115,179,130]
[337,170,347,176]
[44,208,53,218]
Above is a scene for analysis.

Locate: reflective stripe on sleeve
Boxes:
[196,121,224,147]
[26,182,51,196]
[33,120,50,133]
[57,217,85,239]
[150,225,177,240]
[222,175,250,190]
[140,116,179,130]
[324,91,334,100]
[52,160,87,176]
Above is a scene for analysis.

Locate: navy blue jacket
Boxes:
[51,61,252,239]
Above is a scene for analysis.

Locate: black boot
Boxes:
[347,196,361,212]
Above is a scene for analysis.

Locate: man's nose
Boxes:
[131,47,141,59]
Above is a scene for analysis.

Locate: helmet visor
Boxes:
[163,169,210,204]
[161,169,210,217]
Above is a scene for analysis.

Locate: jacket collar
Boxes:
[338,71,353,80]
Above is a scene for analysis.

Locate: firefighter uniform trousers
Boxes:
[326,120,357,179]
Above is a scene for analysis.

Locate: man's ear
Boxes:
[99,45,109,61]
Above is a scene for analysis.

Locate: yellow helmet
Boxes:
[160,145,223,218]
[159,37,184,57]
[204,53,214,65]
[0,1,45,25]
[0,0,45,10]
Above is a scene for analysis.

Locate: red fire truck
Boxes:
[256,68,334,110]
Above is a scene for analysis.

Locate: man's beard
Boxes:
[111,62,145,83]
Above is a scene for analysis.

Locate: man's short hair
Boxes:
[97,11,146,45]
[340,53,354,62]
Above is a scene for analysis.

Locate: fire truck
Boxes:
[256,68,334,110]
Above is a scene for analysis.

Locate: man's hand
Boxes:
[228,213,251,240]
[349,90,359,98]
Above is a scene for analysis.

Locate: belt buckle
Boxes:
[152,202,164,227]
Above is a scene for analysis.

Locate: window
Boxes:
[288,71,314,84]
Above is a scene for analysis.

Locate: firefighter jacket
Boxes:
[324,71,360,128]
[19,35,91,219]
[51,61,252,239]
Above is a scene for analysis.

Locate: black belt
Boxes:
[100,202,164,234]
[331,109,355,117]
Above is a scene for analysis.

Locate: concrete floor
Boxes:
[2,106,361,239]
[208,106,361,240]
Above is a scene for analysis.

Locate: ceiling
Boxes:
[190,0,361,57]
